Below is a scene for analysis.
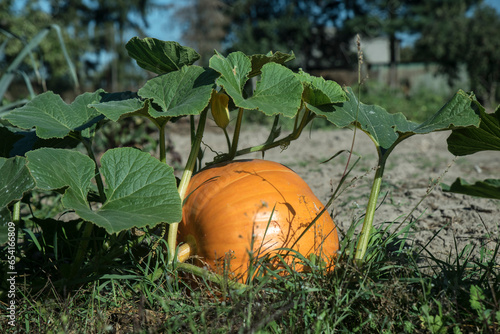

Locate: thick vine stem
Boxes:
[223,127,231,152]
[12,200,20,222]
[354,160,385,265]
[167,109,208,262]
[81,137,106,203]
[353,135,408,265]
[235,109,312,157]
[228,108,244,159]
[159,123,167,164]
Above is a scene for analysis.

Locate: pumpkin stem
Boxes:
[233,108,312,156]
[228,107,244,159]
[354,146,390,265]
[81,136,106,203]
[167,108,208,262]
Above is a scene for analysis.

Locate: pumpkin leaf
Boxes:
[295,69,347,106]
[26,148,94,211]
[26,147,182,234]
[0,156,35,208]
[210,51,303,117]
[209,51,251,100]
[125,37,200,74]
[138,66,218,118]
[249,51,296,77]
[310,88,480,151]
[242,63,303,117]
[441,178,500,200]
[447,105,500,156]
[90,95,151,122]
[4,90,104,139]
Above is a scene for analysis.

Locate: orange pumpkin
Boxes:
[177,159,339,281]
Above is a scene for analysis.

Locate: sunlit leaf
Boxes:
[5,90,104,139]
[138,66,218,117]
[310,88,480,151]
[210,51,302,117]
[209,51,251,100]
[91,96,150,122]
[26,148,94,211]
[25,147,182,234]
[295,70,347,106]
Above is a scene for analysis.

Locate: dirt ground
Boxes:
[169,120,500,262]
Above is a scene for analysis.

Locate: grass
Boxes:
[2,216,499,333]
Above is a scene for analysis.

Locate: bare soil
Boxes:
[169,121,500,262]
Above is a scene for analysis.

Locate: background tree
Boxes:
[175,0,229,66]
[341,0,419,88]
[176,0,361,70]
[413,0,499,106]
[0,0,167,102]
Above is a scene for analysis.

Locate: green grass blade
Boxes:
[50,24,79,90]
[0,27,50,102]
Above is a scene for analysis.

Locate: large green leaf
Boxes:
[447,105,500,156]
[295,70,347,106]
[26,148,94,211]
[210,51,303,117]
[138,66,218,117]
[90,96,150,122]
[91,148,182,232]
[5,90,104,139]
[209,51,251,101]
[442,178,500,200]
[92,67,218,122]
[126,37,200,74]
[26,147,181,234]
[413,91,484,134]
[0,156,35,207]
[310,88,480,151]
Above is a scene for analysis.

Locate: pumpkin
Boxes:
[177,159,339,281]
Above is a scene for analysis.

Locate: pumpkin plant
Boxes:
[0,38,346,286]
[310,87,481,263]
[0,36,484,289]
